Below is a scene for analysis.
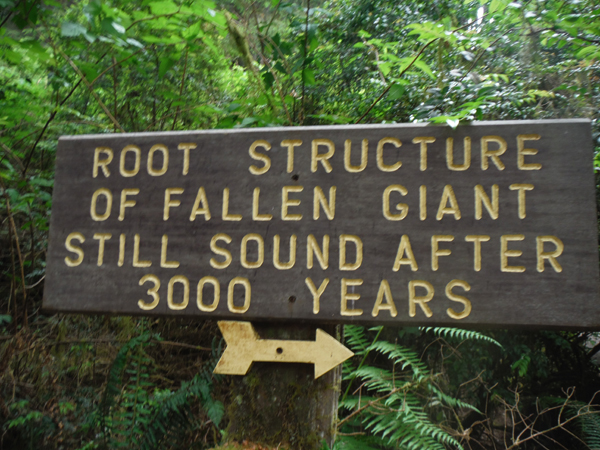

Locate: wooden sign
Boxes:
[43,119,599,329]
[213,321,354,378]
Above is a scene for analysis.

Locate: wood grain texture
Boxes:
[43,120,600,329]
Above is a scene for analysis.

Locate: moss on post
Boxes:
[224,324,341,450]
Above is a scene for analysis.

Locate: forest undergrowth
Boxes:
[2,0,600,448]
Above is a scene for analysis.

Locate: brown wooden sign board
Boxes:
[43,119,600,329]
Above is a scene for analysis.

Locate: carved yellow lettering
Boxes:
[501,234,525,272]
[93,233,111,266]
[446,137,471,171]
[133,234,151,268]
[536,235,564,272]
[383,184,408,221]
[311,139,335,173]
[392,235,418,271]
[465,235,490,272]
[138,274,160,310]
[65,232,85,267]
[241,233,264,269]
[517,134,541,170]
[197,276,220,312]
[227,277,251,313]
[281,139,301,173]
[210,233,232,269]
[313,186,336,220]
[161,234,179,268]
[119,189,139,221]
[341,278,363,316]
[509,184,534,219]
[273,235,297,270]
[376,137,402,172]
[93,147,113,177]
[222,188,242,221]
[189,187,211,221]
[147,144,168,176]
[90,188,112,221]
[305,277,329,314]
[177,142,196,175]
[118,234,125,267]
[164,187,183,220]
[253,187,273,221]
[339,235,363,271]
[474,184,499,220]
[436,185,461,220]
[481,135,507,170]
[249,140,272,175]
[307,234,329,270]
[281,186,303,220]
[371,280,397,317]
[446,279,471,320]
[431,235,454,271]
[344,139,368,172]
[420,185,426,221]
[408,280,433,318]
[412,136,435,171]
[119,145,140,177]
[167,275,189,310]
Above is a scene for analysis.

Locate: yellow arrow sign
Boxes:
[213,321,354,379]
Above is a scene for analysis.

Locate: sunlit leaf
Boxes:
[149,0,178,15]
[159,56,177,78]
[387,84,405,100]
[61,22,87,37]
[303,67,316,85]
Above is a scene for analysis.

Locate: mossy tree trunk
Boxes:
[225,324,341,450]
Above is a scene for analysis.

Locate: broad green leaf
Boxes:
[126,38,144,48]
[378,62,391,76]
[149,0,178,15]
[387,84,405,100]
[112,21,126,34]
[142,34,181,44]
[412,60,435,79]
[61,21,87,37]
[303,67,316,85]
[182,21,201,40]
[0,315,12,325]
[159,56,177,78]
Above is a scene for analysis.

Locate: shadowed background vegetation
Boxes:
[1,0,600,448]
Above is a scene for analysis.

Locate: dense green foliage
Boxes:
[2,0,600,448]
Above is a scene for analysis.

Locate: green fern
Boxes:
[420,327,502,348]
[336,325,485,450]
[544,397,600,449]
[137,350,224,450]
[98,332,152,448]
[92,332,223,449]
[575,404,600,449]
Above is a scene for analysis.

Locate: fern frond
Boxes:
[368,340,429,379]
[136,350,224,450]
[420,327,501,348]
[428,385,480,413]
[99,332,153,446]
[137,373,224,450]
[334,434,384,450]
[344,325,372,355]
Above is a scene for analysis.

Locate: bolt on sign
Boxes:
[43,119,599,329]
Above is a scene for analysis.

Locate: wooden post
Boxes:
[224,324,341,449]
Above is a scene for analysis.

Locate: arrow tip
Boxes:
[314,329,354,379]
